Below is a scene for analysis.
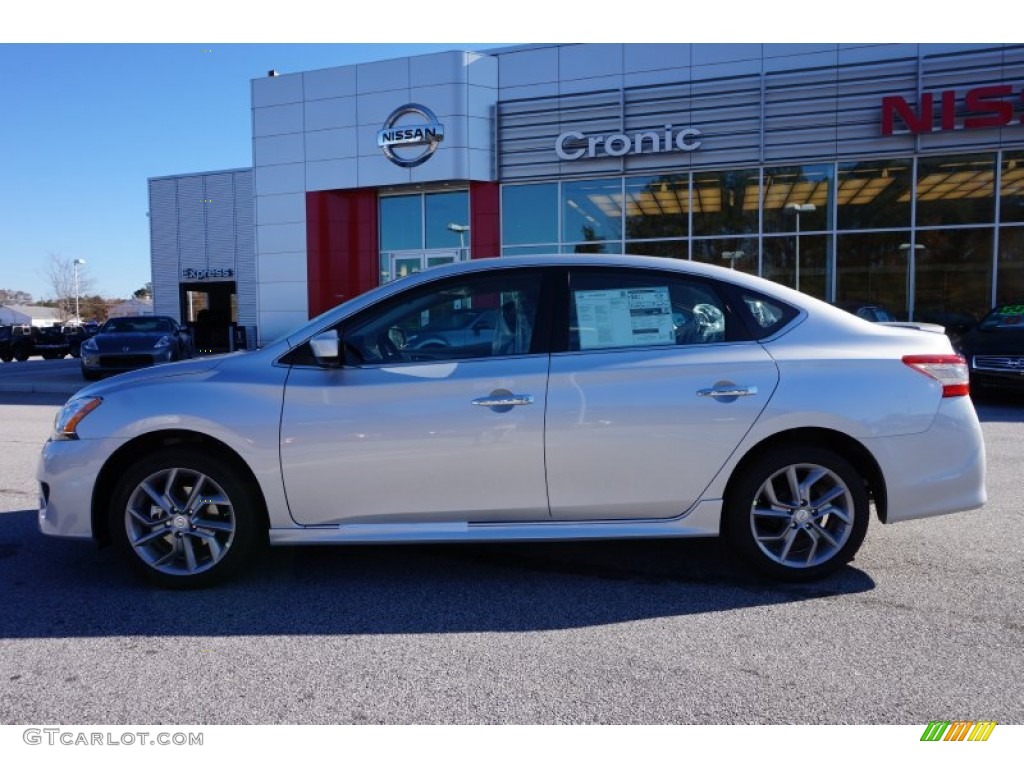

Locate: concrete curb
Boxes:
[0,382,83,397]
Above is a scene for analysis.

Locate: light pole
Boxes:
[721,250,745,270]
[73,258,86,323]
[899,242,925,320]
[785,203,816,292]
[447,222,470,258]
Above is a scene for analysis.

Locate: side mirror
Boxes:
[310,329,340,365]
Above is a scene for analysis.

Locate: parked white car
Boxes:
[38,255,986,587]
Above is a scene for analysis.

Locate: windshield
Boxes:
[979,304,1024,330]
[102,317,174,334]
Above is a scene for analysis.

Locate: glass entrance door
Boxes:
[386,249,463,283]
[379,189,470,283]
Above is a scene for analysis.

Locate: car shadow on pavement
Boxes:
[0,508,875,639]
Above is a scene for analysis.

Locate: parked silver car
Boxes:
[39,255,985,588]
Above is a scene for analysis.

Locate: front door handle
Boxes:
[697,385,758,399]
[472,389,534,413]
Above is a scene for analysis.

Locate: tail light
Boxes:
[902,355,970,397]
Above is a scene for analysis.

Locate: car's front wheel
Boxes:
[724,446,869,581]
[109,449,264,588]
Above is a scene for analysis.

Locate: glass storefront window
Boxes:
[502,245,559,257]
[997,227,1024,304]
[762,164,832,233]
[502,183,558,246]
[692,168,759,237]
[762,234,831,300]
[835,232,911,319]
[425,191,469,250]
[626,240,688,259]
[379,195,422,252]
[692,238,757,274]
[915,153,995,227]
[624,175,688,240]
[1000,151,1024,223]
[915,228,993,325]
[562,177,623,248]
[837,159,912,230]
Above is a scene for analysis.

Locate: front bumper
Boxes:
[38,436,126,539]
[81,349,174,375]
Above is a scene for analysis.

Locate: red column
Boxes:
[469,181,500,260]
[306,189,379,318]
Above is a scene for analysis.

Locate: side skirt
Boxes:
[268,500,722,545]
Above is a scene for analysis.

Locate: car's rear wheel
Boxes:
[13,346,29,362]
[724,446,869,581]
[109,449,264,588]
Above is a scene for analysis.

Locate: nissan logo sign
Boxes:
[377,104,445,168]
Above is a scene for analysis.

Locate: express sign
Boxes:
[881,84,1023,136]
[556,124,702,161]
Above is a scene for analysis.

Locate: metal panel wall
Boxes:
[147,170,256,325]
[148,179,179,319]
[497,44,1024,181]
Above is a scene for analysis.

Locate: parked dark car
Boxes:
[834,302,897,323]
[957,303,1024,394]
[0,325,13,363]
[64,324,98,358]
[7,325,40,361]
[33,325,72,359]
[80,315,194,380]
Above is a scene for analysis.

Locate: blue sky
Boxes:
[0,43,489,302]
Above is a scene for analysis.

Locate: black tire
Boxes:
[0,351,11,363]
[108,448,265,588]
[13,346,29,362]
[82,367,101,381]
[724,446,869,581]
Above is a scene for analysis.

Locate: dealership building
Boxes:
[148,43,1024,347]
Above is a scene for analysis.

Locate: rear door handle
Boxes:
[472,394,534,408]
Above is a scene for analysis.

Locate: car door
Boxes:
[545,266,781,521]
[280,268,554,526]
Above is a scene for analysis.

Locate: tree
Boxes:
[133,282,153,299]
[0,289,33,305]
[43,254,94,322]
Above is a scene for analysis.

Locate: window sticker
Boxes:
[575,287,675,350]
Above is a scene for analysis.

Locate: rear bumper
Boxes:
[865,396,986,523]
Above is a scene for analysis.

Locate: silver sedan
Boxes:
[39,255,985,588]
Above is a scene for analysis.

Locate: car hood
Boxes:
[960,328,1024,355]
[88,333,171,352]
[75,355,229,397]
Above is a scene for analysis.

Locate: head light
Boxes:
[81,337,98,352]
[53,397,102,440]
[154,335,172,349]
